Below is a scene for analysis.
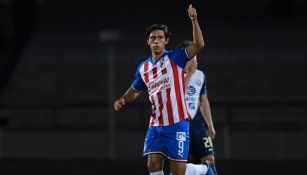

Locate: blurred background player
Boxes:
[177,40,218,175]
[114,4,210,175]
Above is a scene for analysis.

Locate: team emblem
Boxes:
[160,58,166,68]
[196,79,202,86]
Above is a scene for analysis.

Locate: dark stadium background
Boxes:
[0,0,306,174]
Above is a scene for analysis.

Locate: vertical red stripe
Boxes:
[181,71,190,119]
[166,88,174,125]
[169,58,185,121]
[144,62,149,83]
[181,70,186,93]
[152,66,157,79]
[157,91,164,126]
[150,95,156,127]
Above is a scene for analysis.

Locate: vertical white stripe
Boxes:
[147,63,154,83]
[149,115,154,126]
[152,95,160,127]
[140,64,145,81]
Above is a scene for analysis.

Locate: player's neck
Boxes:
[151,52,163,61]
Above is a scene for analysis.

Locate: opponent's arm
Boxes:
[184,57,197,89]
[114,87,141,111]
[199,94,216,139]
[186,4,205,58]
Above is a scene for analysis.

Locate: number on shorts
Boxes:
[203,137,213,148]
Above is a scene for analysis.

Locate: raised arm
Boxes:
[114,87,141,111]
[186,4,205,58]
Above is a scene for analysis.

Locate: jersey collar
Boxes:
[149,50,167,65]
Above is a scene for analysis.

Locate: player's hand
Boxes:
[208,126,216,140]
[114,98,126,111]
[187,4,197,21]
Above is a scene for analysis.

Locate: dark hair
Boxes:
[176,40,192,49]
[146,24,172,39]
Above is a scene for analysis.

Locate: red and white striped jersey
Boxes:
[131,48,191,127]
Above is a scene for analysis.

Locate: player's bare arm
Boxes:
[114,87,141,111]
[186,4,205,58]
[200,94,216,139]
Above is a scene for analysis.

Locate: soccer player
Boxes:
[177,40,217,175]
[114,4,209,175]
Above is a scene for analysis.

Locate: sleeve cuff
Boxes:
[131,85,142,93]
[185,47,194,60]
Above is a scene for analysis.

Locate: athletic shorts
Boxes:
[189,116,215,162]
[143,119,190,162]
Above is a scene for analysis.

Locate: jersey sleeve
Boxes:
[131,65,147,92]
[168,48,192,68]
[200,73,207,95]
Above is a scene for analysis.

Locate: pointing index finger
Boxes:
[189,4,193,9]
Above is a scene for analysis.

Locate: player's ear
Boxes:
[146,39,150,46]
[165,38,169,44]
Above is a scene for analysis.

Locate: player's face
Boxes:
[147,30,169,55]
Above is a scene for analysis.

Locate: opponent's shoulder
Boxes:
[194,69,205,78]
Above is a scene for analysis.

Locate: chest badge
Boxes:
[196,79,202,86]
[160,58,166,68]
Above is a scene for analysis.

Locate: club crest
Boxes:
[160,58,166,68]
[196,79,202,86]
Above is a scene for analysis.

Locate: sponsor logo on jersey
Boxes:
[188,103,195,109]
[148,77,170,93]
[186,86,196,96]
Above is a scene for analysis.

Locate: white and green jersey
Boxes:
[185,69,207,119]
